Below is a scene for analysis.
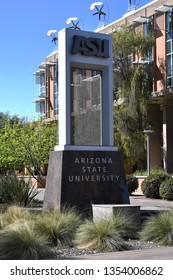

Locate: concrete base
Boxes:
[43,149,129,211]
[92,204,141,224]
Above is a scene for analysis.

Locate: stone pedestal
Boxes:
[92,205,141,224]
[43,150,129,211]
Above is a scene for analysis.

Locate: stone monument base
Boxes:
[43,148,130,212]
[92,204,141,224]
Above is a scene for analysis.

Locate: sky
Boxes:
[0,0,152,119]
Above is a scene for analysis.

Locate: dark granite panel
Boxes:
[43,150,129,211]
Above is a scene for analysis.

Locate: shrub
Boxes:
[112,210,138,239]
[159,178,173,201]
[0,214,3,230]
[140,210,173,246]
[0,222,54,259]
[35,208,82,247]
[75,218,130,252]
[134,168,168,176]
[126,175,138,195]
[1,205,33,229]
[141,174,170,199]
[0,175,39,207]
[75,211,136,252]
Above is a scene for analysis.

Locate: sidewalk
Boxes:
[65,246,173,260]
[130,195,173,212]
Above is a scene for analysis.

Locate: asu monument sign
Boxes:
[43,28,129,211]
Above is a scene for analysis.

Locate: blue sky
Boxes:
[0,0,151,119]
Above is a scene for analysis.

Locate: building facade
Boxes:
[33,0,173,173]
[33,50,59,121]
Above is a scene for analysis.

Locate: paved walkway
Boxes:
[66,246,173,260]
[130,195,173,211]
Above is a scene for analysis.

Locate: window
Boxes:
[166,10,173,87]
[143,19,152,62]
[54,64,59,116]
[39,73,45,97]
[36,73,45,116]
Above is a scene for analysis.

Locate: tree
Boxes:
[0,115,58,186]
[0,113,25,173]
[112,25,155,169]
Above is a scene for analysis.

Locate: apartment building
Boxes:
[33,0,173,172]
[33,50,58,120]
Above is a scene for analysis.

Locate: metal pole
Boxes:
[143,130,153,177]
[147,134,150,176]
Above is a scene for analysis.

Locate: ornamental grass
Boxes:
[140,210,173,246]
[0,205,34,230]
[0,221,54,260]
[75,216,134,252]
[34,208,82,247]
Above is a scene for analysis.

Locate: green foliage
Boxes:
[75,211,136,252]
[141,174,170,199]
[140,210,173,246]
[0,221,54,260]
[159,178,173,201]
[0,205,33,229]
[0,116,58,175]
[0,175,39,206]
[134,168,169,176]
[112,211,138,239]
[35,208,82,247]
[126,175,138,195]
[75,219,129,252]
[112,25,155,166]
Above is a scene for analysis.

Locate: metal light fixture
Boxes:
[143,130,153,176]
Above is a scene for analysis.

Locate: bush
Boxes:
[141,174,170,199]
[0,222,54,259]
[140,210,173,246]
[126,175,138,195]
[159,178,173,201]
[75,211,137,252]
[0,205,33,229]
[35,208,82,247]
[112,210,138,239]
[0,175,39,207]
[75,219,130,252]
[134,168,168,176]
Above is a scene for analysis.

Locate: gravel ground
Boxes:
[51,240,161,259]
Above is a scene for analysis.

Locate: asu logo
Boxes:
[71,35,109,58]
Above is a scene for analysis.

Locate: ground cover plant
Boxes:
[0,204,173,259]
[75,211,137,252]
[0,205,33,229]
[75,218,130,252]
[33,207,82,247]
[0,175,39,206]
[0,221,54,260]
[140,210,173,246]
